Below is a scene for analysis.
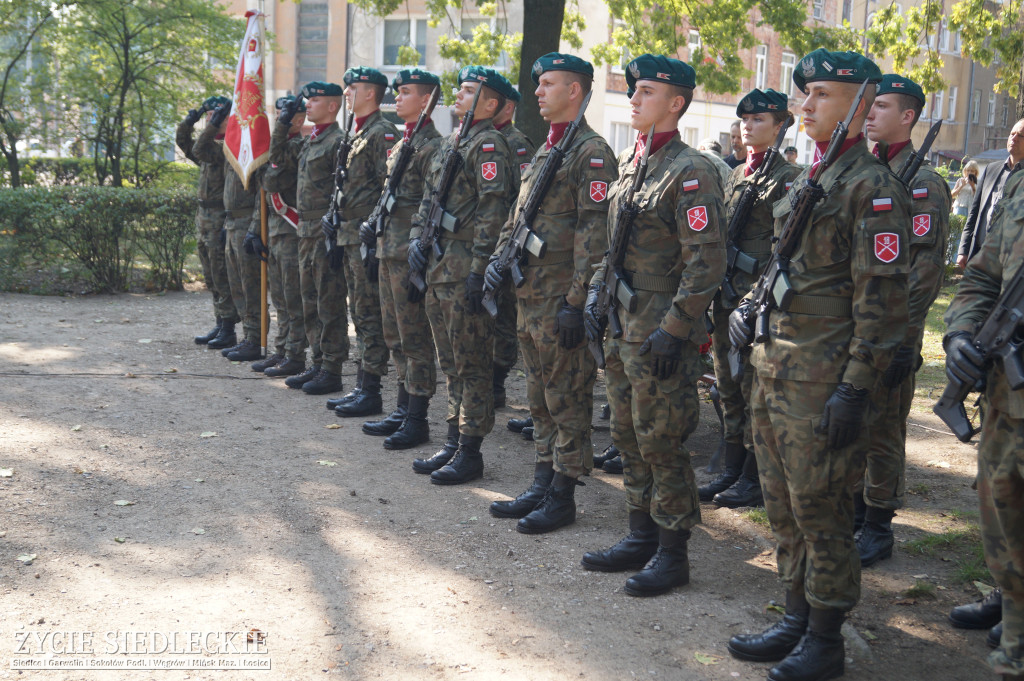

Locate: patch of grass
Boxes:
[742,508,770,526]
[904,580,937,600]
[915,282,958,402]
[904,527,979,556]
[953,543,992,583]
[909,483,931,496]
[946,508,979,522]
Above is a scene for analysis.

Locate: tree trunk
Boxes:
[3,148,21,188]
[516,0,565,147]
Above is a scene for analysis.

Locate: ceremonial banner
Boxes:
[223,10,270,189]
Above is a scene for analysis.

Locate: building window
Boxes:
[932,91,944,123]
[296,1,328,83]
[383,18,427,66]
[780,52,795,97]
[755,45,767,90]
[812,0,824,20]
[842,0,852,21]
[947,86,957,121]
[939,19,950,52]
[683,127,699,147]
[971,89,981,125]
[988,92,997,126]
[688,30,701,60]
[609,121,632,155]
[610,19,631,75]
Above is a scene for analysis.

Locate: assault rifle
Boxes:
[406,83,484,295]
[896,119,942,186]
[361,86,440,278]
[321,100,355,267]
[587,124,656,368]
[481,91,594,317]
[720,121,792,307]
[727,79,870,382]
[934,264,1024,442]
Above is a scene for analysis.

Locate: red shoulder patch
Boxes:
[590,181,607,202]
[686,206,708,231]
[874,232,900,262]
[481,162,497,181]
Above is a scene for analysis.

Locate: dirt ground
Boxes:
[0,290,998,680]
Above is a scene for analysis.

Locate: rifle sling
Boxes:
[525,249,572,267]
[625,270,677,293]
[782,294,852,317]
[300,206,331,221]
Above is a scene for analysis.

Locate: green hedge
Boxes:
[0,186,197,292]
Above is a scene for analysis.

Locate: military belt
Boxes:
[228,207,253,218]
[198,199,223,210]
[625,270,678,293]
[300,207,330,221]
[525,249,572,267]
[783,294,852,317]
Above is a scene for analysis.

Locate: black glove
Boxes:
[944,331,986,391]
[243,232,268,261]
[465,272,485,315]
[209,103,230,128]
[882,344,915,388]
[326,243,344,271]
[184,108,202,127]
[583,284,604,342]
[219,227,227,246]
[359,219,377,247]
[638,327,684,380]
[320,213,338,241]
[819,382,870,450]
[408,238,427,272]
[728,303,754,350]
[278,97,301,125]
[555,298,585,350]
[406,282,425,304]
[483,254,505,292]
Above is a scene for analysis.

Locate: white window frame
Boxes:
[609,121,632,155]
[683,127,699,148]
[932,91,944,124]
[610,19,630,75]
[379,16,429,68]
[688,30,701,60]
[754,45,767,90]
[988,91,997,126]
[939,18,950,52]
[972,89,981,125]
[780,51,796,98]
[812,0,824,20]
[947,85,957,122]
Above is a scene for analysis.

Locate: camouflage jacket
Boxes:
[273,119,341,239]
[592,133,726,344]
[499,123,537,194]
[196,124,259,223]
[183,122,226,209]
[887,143,951,348]
[494,121,617,307]
[750,141,911,389]
[252,132,303,238]
[411,118,515,285]
[945,172,1024,417]
[336,110,397,246]
[718,158,801,308]
[379,121,443,261]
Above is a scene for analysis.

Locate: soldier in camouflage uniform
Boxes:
[858,74,951,567]
[408,66,516,484]
[359,69,441,451]
[179,97,238,350]
[327,67,397,413]
[702,88,800,510]
[944,171,1024,681]
[271,81,349,394]
[485,53,617,534]
[247,95,308,378]
[580,55,725,596]
[726,50,910,681]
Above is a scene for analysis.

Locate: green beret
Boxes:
[342,66,388,88]
[877,73,925,105]
[792,49,883,94]
[625,54,696,97]
[201,96,231,112]
[275,95,306,113]
[392,68,440,93]
[531,52,594,85]
[458,65,517,102]
[301,81,343,98]
[736,88,789,117]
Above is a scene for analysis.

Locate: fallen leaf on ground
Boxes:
[113,500,135,506]
[114,537,126,544]
[164,368,177,373]
[325,424,341,429]
[71,425,82,432]
[975,581,995,597]
[694,652,721,665]
[861,629,878,641]
[0,469,13,478]
[200,432,217,438]
[137,338,152,344]
[17,554,37,565]
[190,527,205,535]
[318,460,337,466]
[766,603,785,614]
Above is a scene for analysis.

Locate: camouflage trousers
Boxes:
[341,245,388,377]
[268,232,306,361]
[711,300,755,447]
[518,295,596,478]
[976,398,1024,677]
[225,219,264,343]
[750,376,866,611]
[860,368,915,510]
[195,209,236,323]
[297,235,349,373]
[379,257,436,397]
[605,337,702,531]
[425,282,494,437]
[493,278,519,370]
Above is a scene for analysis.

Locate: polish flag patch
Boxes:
[875,232,900,263]
[912,187,929,200]
[590,181,608,202]
[481,162,497,181]
[785,182,793,191]
[520,162,530,173]
[913,214,931,236]
[517,147,528,156]
[872,197,893,212]
[683,179,700,192]
[590,157,604,168]
[482,143,495,152]
[687,206,709,231]
[384,133,395,142]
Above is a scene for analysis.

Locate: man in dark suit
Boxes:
[957,118,1024,269]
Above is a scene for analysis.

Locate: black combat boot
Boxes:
[714,449,764,508]
[623,527,690,597]
[206,319,237,350]
[430,434,483,485]
[728,590,810,662]
[327,367,363,410]
[593,444,619,468]
[384,394,430,450]
[302,368,341,395]
[600,403,610,420]
[335,371,383,416]
[413,423,458,474]
[767,607,845,681]
[698,442,745,501]
[853,493,867,534]
[988,621,1003,648]
[493,364,510,409]
[251,353,283,372]
[602,454,623,474]
[265,357,304,377]
[517,473,578,534]
[581,511,658,572]
[227,339,262,362]
[521,426,534,441]
[194,318,222,344]
[507,415,533,433]
[490,462,554,519]
[950,588,1002,629]
[857,506,896,567]
[363,384,408,436]
[285,364,320,389]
